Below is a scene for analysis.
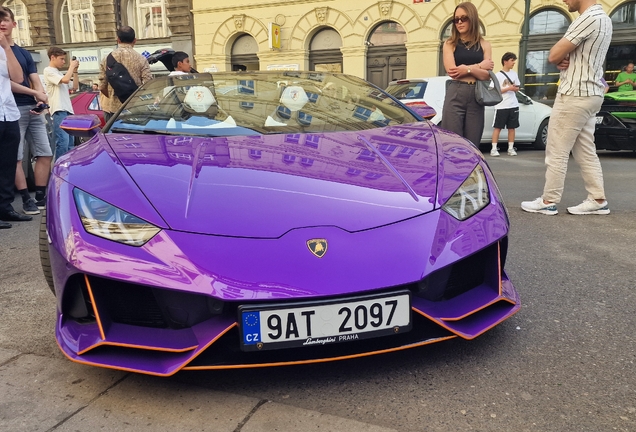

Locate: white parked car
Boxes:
[385,76,551,149]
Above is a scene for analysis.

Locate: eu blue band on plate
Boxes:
[242,311,261,345]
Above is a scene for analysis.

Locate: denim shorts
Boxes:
[17,105,53,160]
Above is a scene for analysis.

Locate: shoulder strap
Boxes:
[500,70,516,85]
[107,53,117,68]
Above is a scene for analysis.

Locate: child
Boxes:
[43,47,79,158]
[169,51,191,75]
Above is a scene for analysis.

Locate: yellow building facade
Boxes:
[191,0,636,100]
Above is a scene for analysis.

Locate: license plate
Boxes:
[596,116,604,124]
[239,291,411,351]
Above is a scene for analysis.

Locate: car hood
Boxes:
[66,124,441,238]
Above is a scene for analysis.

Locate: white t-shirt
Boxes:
[494,69,520,110]
[43,66,74,115]
[0,48,20,121]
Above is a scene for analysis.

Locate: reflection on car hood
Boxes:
[81,123,440,237]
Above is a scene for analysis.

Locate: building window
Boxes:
[365,172,383,180]
[523,9,571,102]
[276,106,292,120]
[529,10,570,35]
[238,80,255,94]
[300,158,314,167]
[606,2,636,88]
[284,134,301,144]
[397,147,416,159]
[357,149,376,162]
[249,149,262,159]
[126,0,170,40]
[346,168,362,176]
[2,0,30,46]
[387,129,409,138]
[353,106,372,121]
[612,1,636,28]
[378,144,397,155]
[61,0,97,43]
[369,22,406,46]
[306,92,319,103]
[88,94,101,111]
[298,111,313,126]
[309,28,343,73]
[282,154,295,164]
[304,134,320,148]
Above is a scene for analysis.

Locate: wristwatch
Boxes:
[467,67,471,74]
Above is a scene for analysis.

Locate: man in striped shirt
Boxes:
[522,0,612,216]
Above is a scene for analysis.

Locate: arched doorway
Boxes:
[2,0,31,45]
[366,22,407,90]
[309,28,343,73]
[231,34,259,71]
[607,1,636,89]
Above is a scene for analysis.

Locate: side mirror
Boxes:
[405,102,437,119]
[60,115,102,138]
[517,92,532,105]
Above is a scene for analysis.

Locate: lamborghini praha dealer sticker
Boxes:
[239,291,411,351]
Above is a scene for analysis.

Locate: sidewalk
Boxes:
[0,348,397,432]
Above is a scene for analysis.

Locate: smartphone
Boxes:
[32,104,49,113]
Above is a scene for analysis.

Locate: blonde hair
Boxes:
[447,2,483,50]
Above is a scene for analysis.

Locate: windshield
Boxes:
[385,82,428,100]
[107,72,419,137]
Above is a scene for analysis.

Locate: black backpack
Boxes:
[106,53,139,103]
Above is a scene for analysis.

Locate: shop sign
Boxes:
[71,49,100,73]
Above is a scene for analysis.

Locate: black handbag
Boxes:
[475,70,503,106]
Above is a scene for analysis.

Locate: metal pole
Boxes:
[518,0,531,90]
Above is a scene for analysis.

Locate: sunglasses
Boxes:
[453,16,470,24]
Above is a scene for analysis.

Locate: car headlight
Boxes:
[442,165,490,220]
[73,188,160,246]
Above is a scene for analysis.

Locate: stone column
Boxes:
[405,41,442,78]
[166,0,191,36]
[92,0,118,41]
[24,0,55,46]
[340,46,366,79]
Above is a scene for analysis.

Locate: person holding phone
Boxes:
[490,52,521,157]
[1,6,52,215]
[43,46,79,159]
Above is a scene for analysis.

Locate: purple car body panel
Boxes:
[46,72,519,375]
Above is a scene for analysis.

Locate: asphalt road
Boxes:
[1,148,634,432]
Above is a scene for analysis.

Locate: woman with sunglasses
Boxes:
[441,2,494,148]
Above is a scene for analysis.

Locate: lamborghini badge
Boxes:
[307,239,328,258]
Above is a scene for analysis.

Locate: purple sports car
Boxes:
[42,71,519,376]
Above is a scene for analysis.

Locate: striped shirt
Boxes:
[558,4,612,97]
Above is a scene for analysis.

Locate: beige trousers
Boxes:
[542,93,606,204]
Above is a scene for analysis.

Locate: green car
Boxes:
[595,90,636,151]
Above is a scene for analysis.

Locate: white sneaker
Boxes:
[521,197,558,215]
[490,148,500,157]
[567,198,610,215]
[507,148,517,156]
